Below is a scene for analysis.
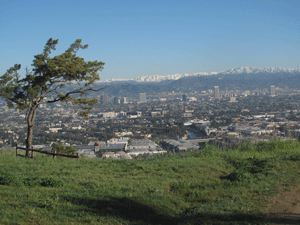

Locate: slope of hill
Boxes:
[0,140,300,224]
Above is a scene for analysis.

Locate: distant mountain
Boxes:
[93,67,300,96]
[171,67,300,89]
[215,67,300,80]
[221,67,299,75]
[99,67,300,84]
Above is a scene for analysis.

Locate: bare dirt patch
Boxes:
[265,183,300,224]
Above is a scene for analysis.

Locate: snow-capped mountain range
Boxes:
[220,67,299,75]
[99,67,300,84]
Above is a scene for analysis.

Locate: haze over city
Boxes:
[1,0,299,80]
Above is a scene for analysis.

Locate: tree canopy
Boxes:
[0,38,105,151]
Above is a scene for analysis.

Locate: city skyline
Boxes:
[1,0,299,81]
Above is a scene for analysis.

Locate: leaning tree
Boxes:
[0,38,105,154]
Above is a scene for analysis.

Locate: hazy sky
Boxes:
[1,0,299,80]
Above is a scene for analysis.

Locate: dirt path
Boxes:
[265,184,300,224]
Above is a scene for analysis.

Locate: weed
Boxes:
[79,180,99,189]
[40,177,64,187]
[0,174,23,186]
[23,177,41,187]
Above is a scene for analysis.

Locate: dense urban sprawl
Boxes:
[1,85,300,159]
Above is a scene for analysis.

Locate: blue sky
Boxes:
[1,0,299,80]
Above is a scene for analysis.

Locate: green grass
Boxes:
[0,139,299,224]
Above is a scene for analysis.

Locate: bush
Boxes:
[224,157,275,182]
[52,142,77,156]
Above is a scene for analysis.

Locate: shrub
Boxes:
[224,157,275,182]
[52,142,77,156]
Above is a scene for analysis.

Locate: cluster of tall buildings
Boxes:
[100,95,128,105]
[213,85,277,99]
[98,93,147,105]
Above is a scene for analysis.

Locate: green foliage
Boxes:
[224,157,275,182]
[0,173,65,188]
[0,140,299,224]
[52,142,77,156]
[79,180,99,189]
[40,177,64,187]
[0,174,23,186]
[193,197,249,214]
[0,38,105,148]
[23,176,43,187]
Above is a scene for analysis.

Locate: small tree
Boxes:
[0,38,105,155]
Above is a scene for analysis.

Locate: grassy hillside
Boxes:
[0,140,300,224]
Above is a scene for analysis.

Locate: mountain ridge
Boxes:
[99,67,300,84]
[92,67,300,97]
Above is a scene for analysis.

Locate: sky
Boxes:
[1,0,299,81]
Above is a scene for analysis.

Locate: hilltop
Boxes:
[1,140,299,224]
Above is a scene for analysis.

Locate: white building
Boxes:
[139,93,147,103]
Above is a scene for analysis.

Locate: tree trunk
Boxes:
[26,106,38,157]
[26,125,34,157]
